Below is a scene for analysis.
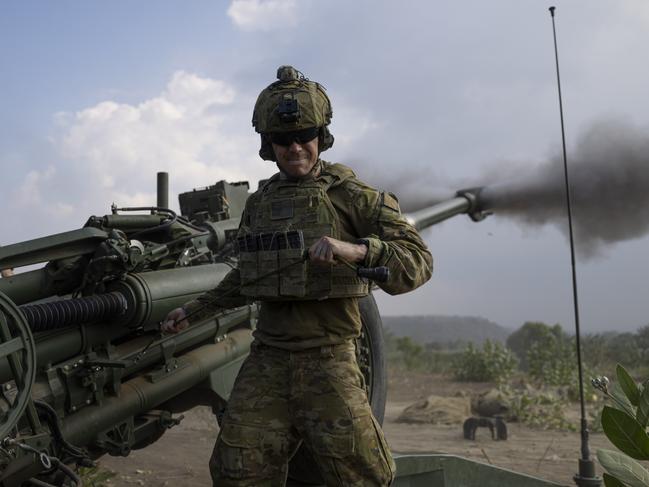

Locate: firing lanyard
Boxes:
[135,253,389,362]
[134,256,308,363]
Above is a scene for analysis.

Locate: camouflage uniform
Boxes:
[210,342,394,486]
[183,66,432,486]
[185,161,431,486]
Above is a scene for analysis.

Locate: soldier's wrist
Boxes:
[356,239,370,263]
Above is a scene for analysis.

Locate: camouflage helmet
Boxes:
[253,66,334,161]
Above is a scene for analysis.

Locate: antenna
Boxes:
[548,7,601,487]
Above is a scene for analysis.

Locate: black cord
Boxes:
[33,401,89,461]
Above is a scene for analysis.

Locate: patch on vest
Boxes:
[271,200,294,220]
[382,192,401,213]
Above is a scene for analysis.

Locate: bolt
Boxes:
[63,365,70,372]
[86,399,91,405]
[71,406,77,412]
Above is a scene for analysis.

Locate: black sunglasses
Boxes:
[269,127,320,147]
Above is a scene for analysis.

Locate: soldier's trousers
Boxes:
[209,340,396,486]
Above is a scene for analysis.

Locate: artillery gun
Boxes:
[0,175,560,487]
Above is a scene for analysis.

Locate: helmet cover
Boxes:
[253,66,334,161]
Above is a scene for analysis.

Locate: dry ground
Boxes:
[97,371,612,486]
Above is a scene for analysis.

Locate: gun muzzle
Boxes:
[404,187,490,231]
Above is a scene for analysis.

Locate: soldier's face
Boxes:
[272,137,319,178]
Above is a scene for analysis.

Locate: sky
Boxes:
[1,0,648,333]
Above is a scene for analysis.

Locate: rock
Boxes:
[396,395,472,425]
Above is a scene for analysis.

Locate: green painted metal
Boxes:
[0,227,108,269]
[0,181,570,487]
[392,455,566,487]
[59,328,252,446]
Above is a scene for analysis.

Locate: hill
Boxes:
[382,315,510,346]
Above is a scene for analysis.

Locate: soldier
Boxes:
[164,66,432,486]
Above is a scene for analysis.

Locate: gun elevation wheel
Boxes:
[0,291,37,440]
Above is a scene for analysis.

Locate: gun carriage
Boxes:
[0,177,559,487]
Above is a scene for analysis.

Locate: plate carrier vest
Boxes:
[238,163,370,300]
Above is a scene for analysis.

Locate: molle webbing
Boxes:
[238,165,369,300]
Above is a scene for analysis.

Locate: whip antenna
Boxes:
[548,6,601,486]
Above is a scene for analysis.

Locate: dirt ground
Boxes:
[97,371,612,486]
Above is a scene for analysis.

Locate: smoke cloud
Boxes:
[367,119,649,260]
[480,120,649,258]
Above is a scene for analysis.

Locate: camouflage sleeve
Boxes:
[183,193,258,323]
[348,182,433,295]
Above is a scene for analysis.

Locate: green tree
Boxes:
[506,322,564,371]
[452,340,517,384]
[608,332,642,368]
[395,336,425,370]
[526,327,576,386]
[635,325,649,364]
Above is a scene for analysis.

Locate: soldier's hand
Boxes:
[162,307,189,334]
[308,236,367,265]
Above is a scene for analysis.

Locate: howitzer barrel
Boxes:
[404,188,488,231]
[0,268,71,306]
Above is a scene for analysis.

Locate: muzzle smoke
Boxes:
[480,120,649,257]
[370,120,649,259]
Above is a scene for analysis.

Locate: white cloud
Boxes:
[11,71,275,239]
[12,69,383,243]
[57,70,265,190]
[227,0,298,32]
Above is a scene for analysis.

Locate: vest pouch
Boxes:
[256,250,279,297]
[278,248,307,297]
[239,251,260,296]
[299,225,332,298]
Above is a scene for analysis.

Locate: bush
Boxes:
[385,333,462,373]
[395,336,425,371]
[592,365,649,487]
[527,328,576,386]
[79,466,116,487]
[452,340,517,384]
[505,386,575,431]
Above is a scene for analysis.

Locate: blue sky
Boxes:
[2,0,649,332]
